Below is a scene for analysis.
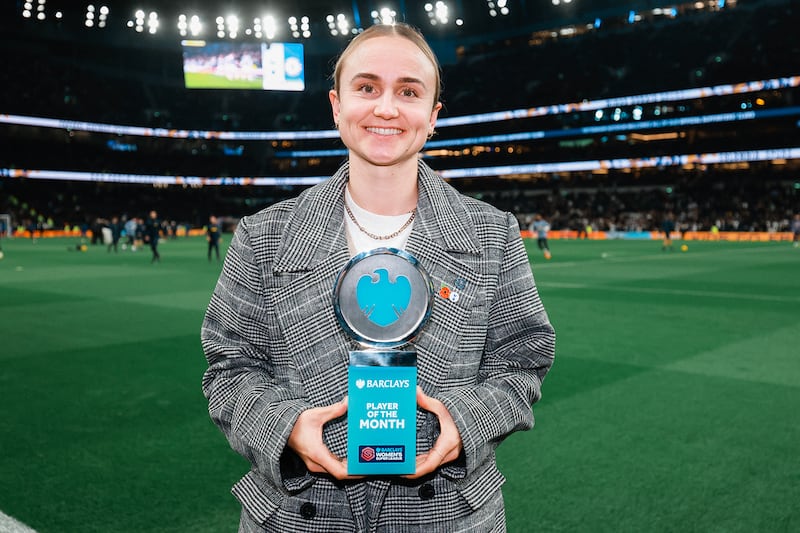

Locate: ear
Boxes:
[329,89,341,125]
[429,101,442,130]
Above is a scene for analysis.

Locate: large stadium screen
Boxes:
[181,40,305,91]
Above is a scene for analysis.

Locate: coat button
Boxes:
[418,483,436,500]
[300,502,316,519]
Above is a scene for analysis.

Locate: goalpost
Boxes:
[0,214,11,238]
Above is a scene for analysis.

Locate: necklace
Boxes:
[344,200,416,240]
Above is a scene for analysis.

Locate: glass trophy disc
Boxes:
[333,247,434,348]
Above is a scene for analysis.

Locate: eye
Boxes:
[358,83,377,94]
[400,87,418,98]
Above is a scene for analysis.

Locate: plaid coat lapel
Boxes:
[406,162,484,391]
[270,165,353,414]
[272,163,351,274]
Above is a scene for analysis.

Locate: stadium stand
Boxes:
[1,0,798,234]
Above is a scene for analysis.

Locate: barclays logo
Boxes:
[358,379,411,389]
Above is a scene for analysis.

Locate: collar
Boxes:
[272,160,481,273]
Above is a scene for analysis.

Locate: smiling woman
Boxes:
[330,25,443,217]
[201,22,555,533]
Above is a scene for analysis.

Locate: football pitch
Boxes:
[0,236,797,532]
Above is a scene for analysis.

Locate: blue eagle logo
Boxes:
[356,268,412,327]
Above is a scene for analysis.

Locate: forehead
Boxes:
[341,35,436,83]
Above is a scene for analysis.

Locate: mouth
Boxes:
[365,126,403,136]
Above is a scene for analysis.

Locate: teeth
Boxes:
[367,127,402,136]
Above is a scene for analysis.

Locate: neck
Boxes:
[347,159,418,215]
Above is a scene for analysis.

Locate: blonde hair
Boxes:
[331,23,442,108]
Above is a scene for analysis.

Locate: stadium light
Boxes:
[425,2,450,26]
[223,14,239,38]
[327,13,353,36]
[85,5,94,27]
[255,15,277,40]
[130,9,145,33]
[147,11,159,34]
[177,14,186,35]
[189,15,201,36]
[487,0,510,17]
[372,7,397,25]
[288,15,311,39]
[98,5,108,28]
[177,14,201,37]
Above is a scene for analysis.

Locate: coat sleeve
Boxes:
[437,212,556,475]
[201,217,314,490]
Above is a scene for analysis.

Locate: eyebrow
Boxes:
[350,72,427,88]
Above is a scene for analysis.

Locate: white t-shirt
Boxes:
[344,187,415,255]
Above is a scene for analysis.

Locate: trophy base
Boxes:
[347,350,417,475]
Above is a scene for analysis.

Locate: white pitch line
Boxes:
[0,511,38,533]
[539,282,800,303]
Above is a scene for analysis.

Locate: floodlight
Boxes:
[263,15,277,39]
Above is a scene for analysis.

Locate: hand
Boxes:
[287,397,361,480]
[403,387,463,479]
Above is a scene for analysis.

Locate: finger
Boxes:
[336,459,365,481]
[416,390,461,456]
[316,454,347,477]
[322,396,348,419]
[304,457,328,474]
[430,447,446,463]
[315,455,364,481]
[416,387,448,418]
[415,386,436,411]
[402,452,439,479]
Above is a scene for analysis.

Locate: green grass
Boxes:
[1,236,798,532]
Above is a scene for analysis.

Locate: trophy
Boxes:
[333,247,434,475]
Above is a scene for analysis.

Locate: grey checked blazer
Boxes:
[201,160,555,532]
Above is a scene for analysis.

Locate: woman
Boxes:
[201,23,555,532]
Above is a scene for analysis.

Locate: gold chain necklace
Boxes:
[344,200,416,240]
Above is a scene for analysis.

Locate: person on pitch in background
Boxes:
[206,215,222,261]
[144,210,162,263]
[201,23,555,533]
[530,214,552,260]
[661,213,676,252]
[107,216,122,253]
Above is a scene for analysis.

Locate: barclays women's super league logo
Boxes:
[357,268,412,327]
[334,248,434,348]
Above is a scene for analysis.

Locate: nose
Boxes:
[373,93,399,118]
